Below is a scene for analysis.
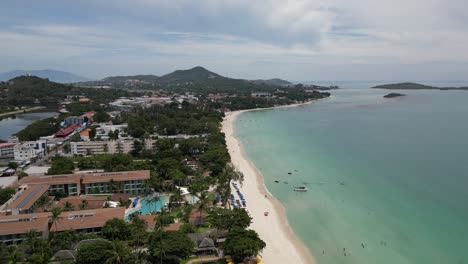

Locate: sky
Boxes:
[1,0,467,82]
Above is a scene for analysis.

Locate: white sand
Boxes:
[221,101,324,264]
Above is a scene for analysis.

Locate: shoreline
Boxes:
[221,99,327,264]
[0,106,47,118]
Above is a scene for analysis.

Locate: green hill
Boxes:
[157,66,222,83]
[0,75,135,106]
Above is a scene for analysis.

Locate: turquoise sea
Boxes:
[235,87,468,264]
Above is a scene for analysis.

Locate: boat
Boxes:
[294,186,308,192]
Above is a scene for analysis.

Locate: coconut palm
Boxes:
[79,199,89,210]
[7,245,25,264]
[49,207,63,232]
[196,191,209,227]
[105,240,132,264]
[35,195,50,212]
[144,196,160,213]
[24,229,39,252]
[63,201,74,212]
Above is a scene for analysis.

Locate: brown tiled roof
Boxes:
[54,207,125,232]
[8,185,49,211]
[0,213,50,236]
[110,193,131,202]
[17,170,150,186]
[189,208,209,222]
[18,174,81,186]
[164,222,181,231]
[55,196,108,211]
[0,208,125,236]
[135,215,181,232]
[136,214,155,230]
[81,170,150,184]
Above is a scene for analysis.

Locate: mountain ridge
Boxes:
[0,69,90,83]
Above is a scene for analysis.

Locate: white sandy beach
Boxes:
[222,101,322,264]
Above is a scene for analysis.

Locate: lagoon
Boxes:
[0,112,56,141]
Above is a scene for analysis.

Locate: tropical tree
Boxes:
[104,240,133,264]
[7,245,25,264]
[35,195,50,211]
[148,231,194,264]
[63,201,74,212]
[102,218,131,241]
[207,208,251,241]
[76,240,113,264]
[27,239,52,264]
[144,196,160,212]
[195,191,209,227]
[49,207,63,232]
[79,199,89,210]
[130,216,148,247]
[223,228,266,262]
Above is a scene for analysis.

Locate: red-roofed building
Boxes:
[81,111,96,120]
[55,124,80,137]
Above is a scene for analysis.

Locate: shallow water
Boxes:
[235,88,468,264]
[0,111,56,140]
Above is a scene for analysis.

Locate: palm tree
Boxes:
[79,199,89,210]
[196,191,209,227]
[105,240,132,264]
[144,196,160,213]
[132,248,149,264]
[49,207,63,233]
[7,245,25,264]
[130,216,148,247]
[24,229,39,252]
[35,195,50,212]
[169,188,183,208]
[63,201,74,212]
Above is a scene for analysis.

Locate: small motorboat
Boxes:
[294,186,308,192]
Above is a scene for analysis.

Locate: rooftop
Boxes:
[55,196,108,211]
[0,212,50,236]
[0,142,16,148]
[18,174,82,186]
[18,170,150,186]
[81,170,150,184]
[54,207,125,231]
[7,185,49,211]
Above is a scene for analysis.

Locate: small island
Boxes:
[373,82,468,90]
[384,93,405,98]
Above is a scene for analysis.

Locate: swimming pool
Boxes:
[139,196,165,215]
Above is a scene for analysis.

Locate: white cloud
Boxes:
[0,0,467,81]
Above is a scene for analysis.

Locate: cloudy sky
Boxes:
[1,0,467,81]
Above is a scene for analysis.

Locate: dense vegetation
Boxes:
[14,117,59,141]
[0,75,139,106]
[0,187,16,205]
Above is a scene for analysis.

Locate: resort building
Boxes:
[18,173,82,196]
[71,139,155,156]
[0,212,50,244]
[6,185,49,214]
[16,170,150,196]
[0,207,125,244]
[0,142,15,161]
[81,171,150,195]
